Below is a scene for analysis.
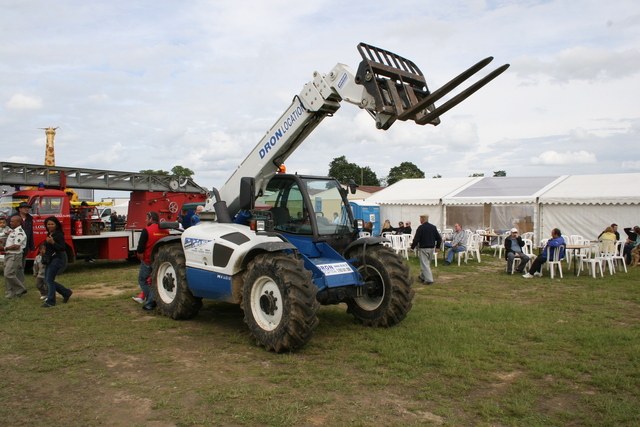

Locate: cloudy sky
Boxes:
[2,0,639,197]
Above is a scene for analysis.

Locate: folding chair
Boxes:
[547,245,564,279]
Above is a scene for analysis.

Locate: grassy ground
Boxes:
[1,251,639,426]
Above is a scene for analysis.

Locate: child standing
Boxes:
[33,243,48,299]
[0,216,11,246]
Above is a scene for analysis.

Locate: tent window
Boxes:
[446,206,484,231]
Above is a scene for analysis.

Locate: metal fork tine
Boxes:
[398,57,494,121]
[416,63,510,125]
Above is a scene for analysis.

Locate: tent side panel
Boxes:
[540,204,640,243]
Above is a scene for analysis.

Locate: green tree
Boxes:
[386,162,425,186]
[328,156,380,186]
[433,174,442,178]
[493,170,507,177]
[171,165,194,177]
[469,173,485,177]
[140,169,169,175]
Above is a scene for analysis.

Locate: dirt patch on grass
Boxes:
[69,282,132,298]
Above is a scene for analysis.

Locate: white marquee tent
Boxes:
[538,173,640,241]
[366,173,640,243]
[366,177,479,229]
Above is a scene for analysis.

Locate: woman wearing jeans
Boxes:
[41,216,73,308]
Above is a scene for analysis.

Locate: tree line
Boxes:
[140,162,506,188]
[328,155,506,186]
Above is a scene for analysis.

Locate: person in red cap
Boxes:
[136,212,170,310]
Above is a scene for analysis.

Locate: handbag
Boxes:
[42,252,55,265]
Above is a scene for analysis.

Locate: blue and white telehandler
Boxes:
[150,43,508,352]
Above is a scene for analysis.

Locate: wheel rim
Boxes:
[250,275,283,331]
[156,261,177,304]
[356,265,385,310]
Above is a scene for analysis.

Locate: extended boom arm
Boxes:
[214,42,509,216]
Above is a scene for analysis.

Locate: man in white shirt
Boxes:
[1,216,28,298]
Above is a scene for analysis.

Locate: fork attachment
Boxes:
[354,42,510,130]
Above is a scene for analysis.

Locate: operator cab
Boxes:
[254,174,357,253]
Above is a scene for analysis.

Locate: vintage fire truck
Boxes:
[0,163,208,263]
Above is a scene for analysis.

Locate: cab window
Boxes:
[33,197,64,215]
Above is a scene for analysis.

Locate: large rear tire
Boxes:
[242,252,319,353]
[345,245,414,327]
[152,244,202,320]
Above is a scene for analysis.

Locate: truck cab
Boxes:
[0,190,73,259]
[255,174,358,255]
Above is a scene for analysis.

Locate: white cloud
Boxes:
[1,1,640,190]
[5,94,43,110]
[622,160,640,170]
[514,47,640,84]
[531,151,597,165]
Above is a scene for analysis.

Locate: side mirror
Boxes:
[347,179,359,195]
[239,177,255,211]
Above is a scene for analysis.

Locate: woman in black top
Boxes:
[42,216,72,307]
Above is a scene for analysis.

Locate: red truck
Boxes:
[0,163,208,263]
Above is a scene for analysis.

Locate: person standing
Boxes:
[136,212,170,311]
[41,216,73,307]
[522,228,565,278]
[190,205,203,226]
[15,201,34,286]
[410,214,441,285]
[443,223,467,266]
[110,211,118,231]
[1,215,28,298]
[504,228,530,274]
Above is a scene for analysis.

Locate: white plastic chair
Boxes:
[571,237,590,272]
[401,234,414,258]
[359,231,371,238]
[464,232,482,263]
[597,239,617,275]
[569,235,584,245]
[521,238,536,270]
[578,242,604,278]
[546,245,564,279]
[381,232,392,248]
[610,240,627,273]
[441,228,453,241]
[390,234,408,260]
[491,232,509,258]
[506,255,527,274]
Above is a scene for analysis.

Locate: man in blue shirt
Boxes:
[504,228,529,274]
[523,228,565,278]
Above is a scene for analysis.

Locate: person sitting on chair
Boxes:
[522,228,565,278]
[504,228,529,275]
[443,223,466,266]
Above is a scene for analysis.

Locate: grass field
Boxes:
[1,250,639,426]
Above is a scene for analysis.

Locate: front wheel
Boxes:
[345,245,414,327]
[152,244,202,319]
[242,252,319,352]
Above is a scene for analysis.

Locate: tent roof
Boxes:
[444,176,563,205]
[367,177,479,205]
[538,173,640,205]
